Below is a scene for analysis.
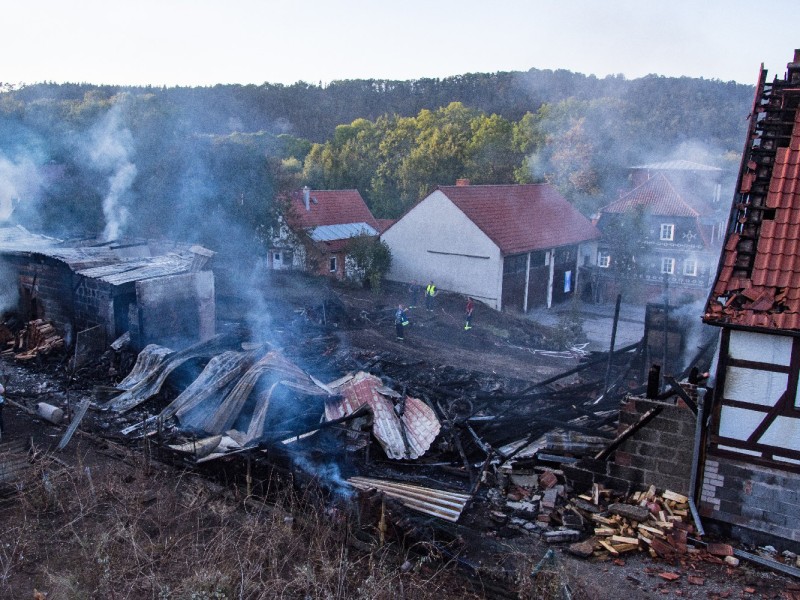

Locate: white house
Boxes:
[269,187,380,279]
[381,181,600,311]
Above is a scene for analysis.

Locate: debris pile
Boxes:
[3,319,65,360]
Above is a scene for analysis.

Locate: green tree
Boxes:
[345,235,392,292]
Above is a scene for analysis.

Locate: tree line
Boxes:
[0,69,754,253]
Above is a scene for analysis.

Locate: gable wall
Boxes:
[381,191,503,309]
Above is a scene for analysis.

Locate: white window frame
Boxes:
[660,223,675,241]
[683,258,698,277]
[597,251,611,268]
[661,257,675,275]
[329,256,337,272]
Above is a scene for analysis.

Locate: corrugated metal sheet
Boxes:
[347,476,470,522]
[326,372,440,460]
[0,225,62,249]
[309,222,378,242]
[76,254,198,285]
[0,226,212,285]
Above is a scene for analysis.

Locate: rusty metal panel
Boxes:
[326,372,440,459]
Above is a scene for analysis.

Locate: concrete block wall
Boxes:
[136,272,215,350]
[73,276,114,334]
[564,396,697,496]
[14,257,73,334]
[699,457,800,551]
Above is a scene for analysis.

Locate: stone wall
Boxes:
[699,457,800,551]
[564,395,697,496]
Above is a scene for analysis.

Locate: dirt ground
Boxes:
[1,272,799,599]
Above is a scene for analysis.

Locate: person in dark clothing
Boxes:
[395,304,409,340]
[425,281,436,311]
[408,280,421,308]
[464,297,474,330]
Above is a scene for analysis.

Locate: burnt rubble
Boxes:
[5,295,799,591]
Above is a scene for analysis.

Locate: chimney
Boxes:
[455,178,470,187]
[302,186,311,211]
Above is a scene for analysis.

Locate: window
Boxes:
[661,257,675,274]
[660,224,675,241]
[273,252,281,262]
[683,258,698,277]
[329,256,337,272]
[597,251,611,268]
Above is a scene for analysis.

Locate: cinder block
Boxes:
[613,450,632,466]
[655,458,691,479]
[608,464,644,485]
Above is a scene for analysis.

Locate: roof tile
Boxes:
[599,172,705,217]
[286,189,379,232]
[438,184,599,255]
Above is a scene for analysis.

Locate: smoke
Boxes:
[291,453,354,500]
[85,103,137,241]
[668,298,717,373]
[0,154,44,222]
[0,260,20,314]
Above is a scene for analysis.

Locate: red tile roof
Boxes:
[600,173,708,218]
[286,189,379,231]
[438,184,599,255]
[704,98,800,331]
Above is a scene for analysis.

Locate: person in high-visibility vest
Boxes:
[395,304,409,340]
[425,281,436,311]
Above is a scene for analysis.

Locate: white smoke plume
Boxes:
[87,104,137,241]
[0,154,43,222]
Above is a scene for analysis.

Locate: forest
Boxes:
[0,68,754,256]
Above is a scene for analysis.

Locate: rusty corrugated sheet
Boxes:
[347,476,470,522]
[326,372,440,460]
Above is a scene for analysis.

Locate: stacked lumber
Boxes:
[567,485,736,562]
[5,319,65,360]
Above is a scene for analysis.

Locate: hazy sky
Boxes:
[4,0,799,88]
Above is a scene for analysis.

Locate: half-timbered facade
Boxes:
[593,164,727,305]
[700,50,800,547]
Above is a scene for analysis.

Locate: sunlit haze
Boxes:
[4,0,799,88]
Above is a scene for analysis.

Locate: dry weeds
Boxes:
[0,446,488,600]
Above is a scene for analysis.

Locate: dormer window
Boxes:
[660,223,675,241]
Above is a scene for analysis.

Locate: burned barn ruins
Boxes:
[5,55,800,599]
[0,225,216,357]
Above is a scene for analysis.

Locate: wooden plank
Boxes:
[599,540,619,556]
[662,490,688,503]
[610,535,639,545]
